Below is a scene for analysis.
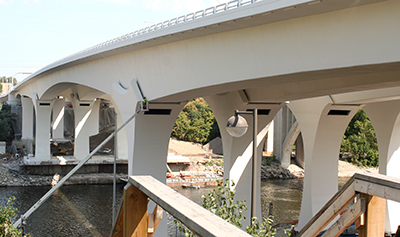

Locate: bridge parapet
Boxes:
[51,0,261,68]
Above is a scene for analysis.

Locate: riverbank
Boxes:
[0,137,378,187]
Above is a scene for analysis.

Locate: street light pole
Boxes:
[251,108,258,219]
[226,108,258,219]
[12,72,33,86]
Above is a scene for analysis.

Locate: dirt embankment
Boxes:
[167,138,379,179]
[0,138,379,187]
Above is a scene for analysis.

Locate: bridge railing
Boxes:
[52,0,262,66]
[110,175,250,237]
[298,172,400,237]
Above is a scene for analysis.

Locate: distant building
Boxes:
[1,82,13,94]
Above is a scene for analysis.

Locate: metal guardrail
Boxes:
[52,0,262,65]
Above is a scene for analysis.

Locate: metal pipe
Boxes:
[235,109,258,219]
[14,108,141,228]
[112,112,117,223]
[251,108,258,219]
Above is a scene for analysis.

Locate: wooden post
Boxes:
[124,183,149,237]
[148,205,163,237]
[110,199,124,237]
[358,194,386,237]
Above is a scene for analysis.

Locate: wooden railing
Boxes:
[298,172,400,237]
[110,175,250,237]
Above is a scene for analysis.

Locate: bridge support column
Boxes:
[52,97,65,140]
[34,99,55,162]
[288,96,361,231]
[364,100,400,234]
[21,96,34,140]
[130,102,184,237]
[206,92,283,227]
[71,98,100,160]
[274,106,296,165]
[281,121,300,168]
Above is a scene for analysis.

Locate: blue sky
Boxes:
[0,0,222,81]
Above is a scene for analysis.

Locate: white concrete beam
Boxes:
[34,99,55,162]
[288,96,361,230]
[52,97,65,140]
[21,96,34,140]
[130,102,184,237]
[71,97,100,160]
[206,92,284,227]
[363,100,400,234]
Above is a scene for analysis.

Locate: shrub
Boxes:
[171,98,220,144]
[0,197,23,237]
[341,109,379,167]
[175,180,287,236]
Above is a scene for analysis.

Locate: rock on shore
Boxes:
[261,163,298,179]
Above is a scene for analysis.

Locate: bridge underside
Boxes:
[7,0,400,235]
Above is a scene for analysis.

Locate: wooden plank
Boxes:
[298,177,357,237]
[354,172,400,191]
[354,179,400,202]
[110,195,125,237]
[358,194,386,237]
[148,205,163,237]
[129,175,250,237]
[321,198,365,237]
[123,183,148,237]
[355,213,364,230]
[147,214,155,233]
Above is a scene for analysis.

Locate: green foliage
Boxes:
[204,158,223,167]
[262,156,277,166]
[0,103,16,143]
[175,180,286,237]
[171,98,220,144]
[341,109,379,167]
[246,217,277,237]
[0,197,23,237]
[0,76,16,84]
[201,180,247,227]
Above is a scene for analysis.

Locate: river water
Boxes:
[0,178,348,236]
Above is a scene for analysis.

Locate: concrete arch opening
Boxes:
[270,105,304,169]
[168,97,223,173]
[14,82,134,169]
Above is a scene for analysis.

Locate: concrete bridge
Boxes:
[3,0,400,235]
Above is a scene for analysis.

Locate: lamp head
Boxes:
[226,114,248,137]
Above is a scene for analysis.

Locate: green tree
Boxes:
[0,197,23,237]
[341,109,379,167]
[0,103,17,143]
[171,98,220,144]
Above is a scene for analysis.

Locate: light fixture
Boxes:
[226,109,258,219]
[226,114,248,137]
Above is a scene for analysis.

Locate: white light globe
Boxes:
[226,115,248,137]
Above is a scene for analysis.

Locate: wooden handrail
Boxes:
[353,172,400,202]
[298,172,400,237]
[111,175,250,237]
[297,175,358,237]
